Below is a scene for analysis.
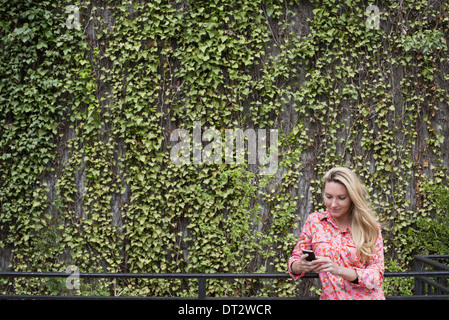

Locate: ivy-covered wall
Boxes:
[0,0,448,297]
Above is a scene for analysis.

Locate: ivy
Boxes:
[1,0,448,297]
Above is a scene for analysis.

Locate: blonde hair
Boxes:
[323,167,379,263]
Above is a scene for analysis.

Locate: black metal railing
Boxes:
[413,255,449,296]
[0,255,448,300]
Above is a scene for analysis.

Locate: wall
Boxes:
[0,0,448,297]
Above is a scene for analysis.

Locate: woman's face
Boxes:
[324,181,352,220]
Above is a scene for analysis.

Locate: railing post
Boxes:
[413,256,423,295]
[198,277,206,300]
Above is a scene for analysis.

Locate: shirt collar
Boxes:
[318,210,351,234]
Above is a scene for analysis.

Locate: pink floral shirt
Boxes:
[288,211,385,300]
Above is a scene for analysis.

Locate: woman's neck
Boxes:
[333,213,351,230]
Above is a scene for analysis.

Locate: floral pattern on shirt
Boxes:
[288,210,385,300]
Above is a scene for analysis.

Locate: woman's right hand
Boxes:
[291,253,319,274]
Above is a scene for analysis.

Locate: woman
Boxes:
[288,167,385,300]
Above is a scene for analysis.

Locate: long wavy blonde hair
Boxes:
[323,167,380,263]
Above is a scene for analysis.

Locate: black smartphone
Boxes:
[302,249,316,261]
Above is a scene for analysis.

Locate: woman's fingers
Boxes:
[308,256,330,272]
[313,256,339,273]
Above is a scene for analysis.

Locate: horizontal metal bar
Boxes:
[0,272,292,279]
[1,271,449,279]
[385,271,449,278]
[413,255,449,270]
[414,255,449,259]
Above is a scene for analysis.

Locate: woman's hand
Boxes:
[314,256,358,282]
[313,256,341,275]
[291,253,320,274]
[292,254,357,283]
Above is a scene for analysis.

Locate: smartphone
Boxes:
[302,249,316,261]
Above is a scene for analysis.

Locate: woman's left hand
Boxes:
[314,256,341,275]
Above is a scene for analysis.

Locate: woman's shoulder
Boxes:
[305,211,328,223]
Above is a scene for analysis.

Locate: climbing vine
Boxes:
[0,0,448,297]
